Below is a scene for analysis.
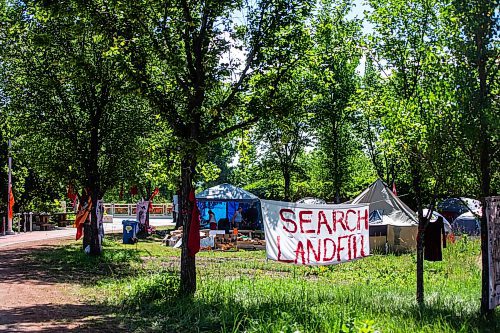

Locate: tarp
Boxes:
[196,184,261,229]
[261,199,370,265]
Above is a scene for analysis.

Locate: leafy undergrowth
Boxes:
[39,236,498,332]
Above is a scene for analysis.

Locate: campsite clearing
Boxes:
[2,234,498,332]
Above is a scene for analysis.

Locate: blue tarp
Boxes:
[196,184,262,229]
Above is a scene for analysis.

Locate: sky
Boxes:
[348,0,374,35]
[347,0,375,75]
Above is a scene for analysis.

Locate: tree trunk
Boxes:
[475,17,492,315]
[89,190,102,256]
[283,167,291,202]
[180,154,197,296]
[411,162,425,305]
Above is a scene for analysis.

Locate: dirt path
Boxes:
[0,239,126,333]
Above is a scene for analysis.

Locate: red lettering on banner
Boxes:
[333,211,346,231]
[307,239,321,263]
[280,208,297,233]
[359,208,369,230]
[317,211,332,234]
[337,235,349,261]
[345,209,358,232]
[323,238,336,261]
[294,241,306,264]
[360,235,367,257]
[277,236,293,263]
[299,210,315,234]
[351,235,358,258]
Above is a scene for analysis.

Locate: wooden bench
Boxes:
[38,223,52,231]
[59,220,74,227]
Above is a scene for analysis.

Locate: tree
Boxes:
[367,0,457,304]
[444,0,499,314]
[309,0,362,203]
[102,0,314,295]
[1,1,150,254]
[253,66,312,201]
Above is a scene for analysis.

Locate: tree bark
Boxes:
[477,29,492,318]
[89,191,101,256]
[180,154,197,296]
[411,162,425,305]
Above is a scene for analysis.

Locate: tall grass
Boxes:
[60,237,497,332]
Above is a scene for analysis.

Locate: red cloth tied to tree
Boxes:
[67,185,78,208]
[148,187,160,212]
[187,189,200,257]
[8,185,15,220]
[75,197,92,240]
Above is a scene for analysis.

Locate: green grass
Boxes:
[32,236,498,332]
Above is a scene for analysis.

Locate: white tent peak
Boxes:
[196,183,259,201]
[350,179,418,226]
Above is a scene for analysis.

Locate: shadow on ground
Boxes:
[0,239,145,287]
[0,303,128,333]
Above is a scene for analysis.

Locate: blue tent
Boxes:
[196,183,262,230]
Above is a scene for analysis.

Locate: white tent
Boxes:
[351,179,418,226]
[350,179,418,252]
[296,197,326,204]
[196,183,259,202]
[422,208,452,234]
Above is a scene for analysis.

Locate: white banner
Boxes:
[261,200,370,265]
[96,199,104,248]
[136,200,149,225]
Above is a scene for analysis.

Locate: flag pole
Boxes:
[6,139,13,234]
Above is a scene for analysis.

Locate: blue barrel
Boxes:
[122,220,139,244]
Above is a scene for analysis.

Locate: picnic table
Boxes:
[33,213,52,231]
[52,212,74,227]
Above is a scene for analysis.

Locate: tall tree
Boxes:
[103,0,314,295]
[1,1,150,254]
[253,65,312,201]
[444,0,499,314]
[310,0,362,203]
[367,0,456,304]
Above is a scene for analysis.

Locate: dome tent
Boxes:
[438,197,481,222]
[296,197,326,205]
[196,184,262,229]
[453,212,480,236]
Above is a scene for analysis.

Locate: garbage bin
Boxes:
[122,220,139,244]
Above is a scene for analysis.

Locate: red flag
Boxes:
[67,185,78,208]
[148,187,160,212]
[75,198,92,240]
[8,185,14,220]
[392,181,397,196]
[187,189,200,257]
[130,185,138,196]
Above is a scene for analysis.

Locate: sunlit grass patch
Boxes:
[35,235,498,332]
